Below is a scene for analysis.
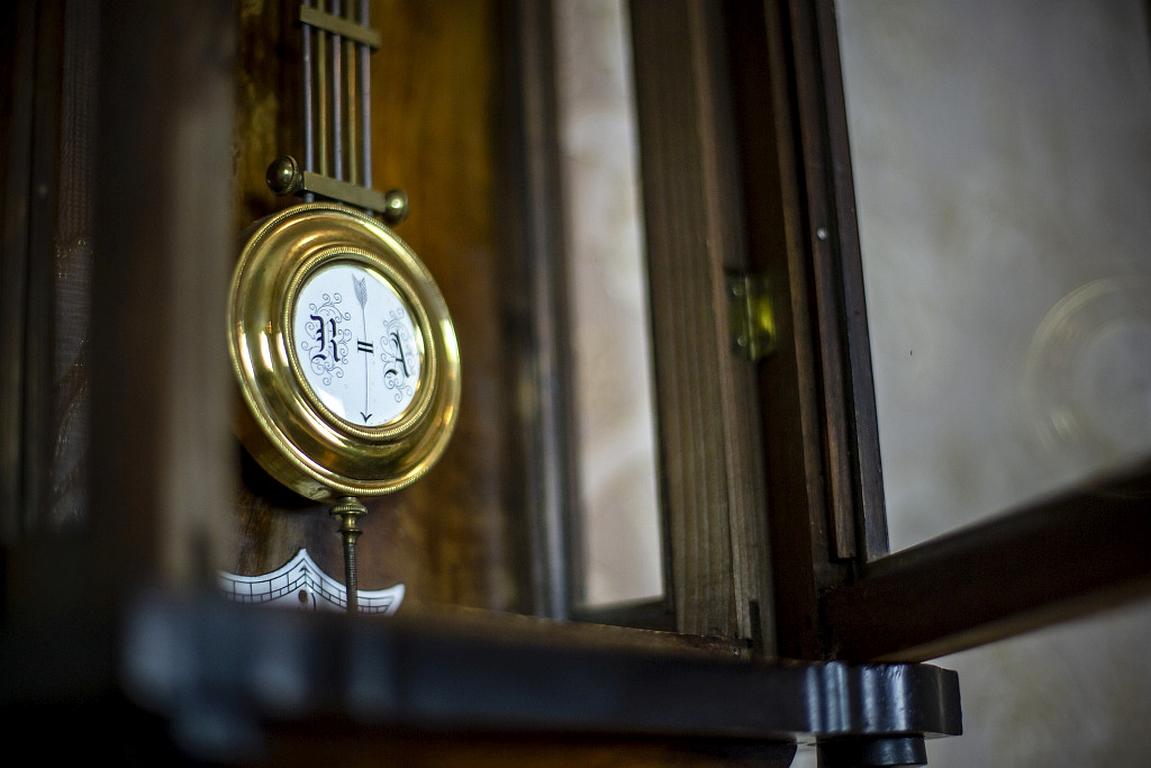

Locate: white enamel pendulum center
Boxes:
[292,260,423,426]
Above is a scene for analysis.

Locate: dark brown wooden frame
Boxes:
[825,459,1151,661]
[745,0,1151,662]
[506,0,778,646]
[628,0,775,646]
[1,0,64,543]
[498,0,1151,667]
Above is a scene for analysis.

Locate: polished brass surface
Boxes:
[229,202,461,500]
[381,188,409,226]
[266,155,303,195]
[299,4,381,49]
[265,156,409,222]
[298,170,388,212]
[330,495,367,612]
[728,272,777,361]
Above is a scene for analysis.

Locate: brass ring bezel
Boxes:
[228,202,461,500]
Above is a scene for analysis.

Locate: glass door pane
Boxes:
[838,0,1151,551]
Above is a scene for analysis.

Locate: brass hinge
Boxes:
[727,272,776,361]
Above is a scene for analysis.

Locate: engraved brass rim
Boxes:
[229,202,460,500]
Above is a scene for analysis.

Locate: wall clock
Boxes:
[225,1,459,611]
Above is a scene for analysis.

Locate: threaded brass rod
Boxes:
[330,496,367,613]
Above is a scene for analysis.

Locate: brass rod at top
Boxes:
[316,16,329,177]
[331,0,343,182]
[358,0,371,190]
[344,0,358,187]
[302,0,315,173]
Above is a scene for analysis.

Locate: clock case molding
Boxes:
[2,0,1148,765]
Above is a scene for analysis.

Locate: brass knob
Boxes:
[266,155,303,196]
[382,188,409,226]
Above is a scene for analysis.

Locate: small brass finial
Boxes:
[266,155,304,196]
[381,188,409,226]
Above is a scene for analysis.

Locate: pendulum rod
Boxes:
[330,496,367,613]
[280,5,396,615]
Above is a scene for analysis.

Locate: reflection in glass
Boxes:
[838,0,1151,550]
[556,0,663,605]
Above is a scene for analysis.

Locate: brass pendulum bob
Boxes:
[330,496,367,613]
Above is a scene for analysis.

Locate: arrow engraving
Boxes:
[354,274,371,422]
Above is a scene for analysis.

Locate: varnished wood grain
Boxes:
[825,459,1151,661]
[234,0,300,235]
[786,0,877,563]
[723,0,849,660]
[630,0,774,647]
[369,0,517,610]
[810,0,888,562]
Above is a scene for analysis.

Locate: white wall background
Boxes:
[832,1,1151,765]
[839,0,1151,551]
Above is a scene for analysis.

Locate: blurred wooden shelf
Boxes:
[2,594,960,764]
